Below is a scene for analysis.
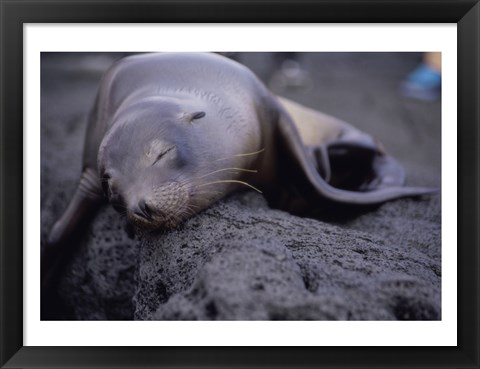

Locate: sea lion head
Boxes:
[97,97,226,230]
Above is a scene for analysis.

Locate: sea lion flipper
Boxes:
[274,101,436,205]
[313,144,332,183]
[43,168,103,282]
[47,168,103,246]
[315,136,407,191]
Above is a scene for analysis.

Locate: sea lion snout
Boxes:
[126,181,191,230]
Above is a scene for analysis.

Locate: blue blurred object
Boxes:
[400,64,441,101]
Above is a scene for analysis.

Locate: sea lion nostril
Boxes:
[144,203,153,217]
[136,199,154,220]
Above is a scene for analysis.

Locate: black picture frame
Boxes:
[1,1,478,368]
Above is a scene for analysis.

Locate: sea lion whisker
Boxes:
[162,212,175,227]
[169,213,181,224]
[187,204,200,212]
[114,208,128,216]
[193,190,222,196]
[174,176,197,187]
[110,201,128,216]
[176,175,214,189]
[175,168,257,190]
[182,210,195,218]
[198,180,262,193]
[191,194,222,206]
[191,203,205,210]
[191,189,224,197]
[234,148,265,157]
[172,209,188,226]
[179,208,195,219]
[171,172,189,184]
[175,174,205,187]
[110,201,127,209]
[214,148,265,162]
[197,167,258,179]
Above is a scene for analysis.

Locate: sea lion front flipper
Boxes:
[43,167,103,283]
[273,98,436,206]
[42,167,103,319]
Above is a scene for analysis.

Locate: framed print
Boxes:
[1,1,479,368]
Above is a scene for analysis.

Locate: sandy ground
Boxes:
[41,52,441,320]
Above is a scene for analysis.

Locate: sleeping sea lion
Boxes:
[42,52,433,292]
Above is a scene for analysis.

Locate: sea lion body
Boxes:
[86,53,280,229]
[44,53,434,286]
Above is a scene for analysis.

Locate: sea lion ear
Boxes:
[186,111,206,123]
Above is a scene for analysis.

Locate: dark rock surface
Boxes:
[41,52,441,320]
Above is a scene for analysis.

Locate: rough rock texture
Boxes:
[41,52,441,320]
[136,192,440,320]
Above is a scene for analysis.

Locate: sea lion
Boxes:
[43,52,433,288]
